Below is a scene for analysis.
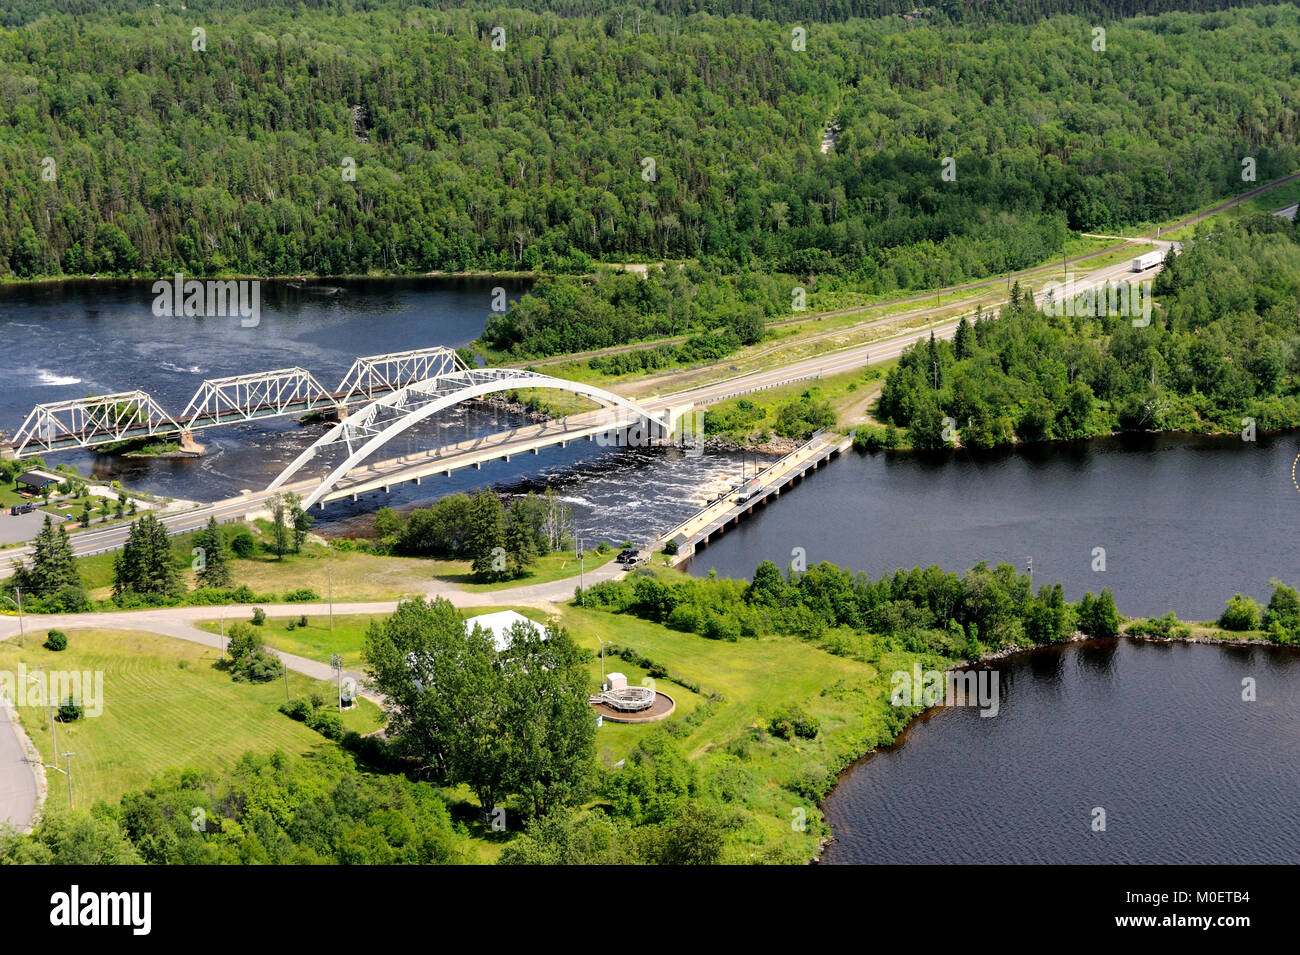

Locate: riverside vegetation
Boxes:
[2,558,1295,864]
[858,217,1300,450]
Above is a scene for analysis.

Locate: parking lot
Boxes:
[0,507,64,546]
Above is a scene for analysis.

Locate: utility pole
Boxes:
[328,563,334,631]
[1027,555,1034,591]
[283,660,290,704]
[4,588,23,646]
[28,667,54,758]
[62,751,74,808]
[578,538,585,605]
[331,654,343,711]
[596,636,608,687]
[220,604,226,657]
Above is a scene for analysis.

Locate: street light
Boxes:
[595,635,608,687]
[330,653,344,711]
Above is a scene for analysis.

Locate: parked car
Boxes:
[9,503,35,516]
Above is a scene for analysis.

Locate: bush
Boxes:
[768,705,820,740]
[56,696,83,722]
[229,528,256,558]
[298,614,308,627]
[284,588,319,602]
[225,622,283,683]
[286,620,297,631]
[306,707,344,740]
[43,630,68,652]
[251,607,266,626]
[279,697,312,721]
[1218,594,1261,632]
[281,695,343,740]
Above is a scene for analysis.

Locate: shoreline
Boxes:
[811,628,1298,863]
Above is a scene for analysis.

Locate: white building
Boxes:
[464,610,544,653]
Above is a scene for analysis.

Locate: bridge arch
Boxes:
[266,369,668,508]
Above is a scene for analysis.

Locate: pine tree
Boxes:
[953,315,973,360]
[505,506,538,579]
[194,516,232,589]
[467,489,507,581]
[113,513,180,602]
[11,516,82,598]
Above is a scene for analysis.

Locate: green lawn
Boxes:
[197,613,384,668]
[0,628,384,811]
[435,550,618,592]
[553,595,934,861]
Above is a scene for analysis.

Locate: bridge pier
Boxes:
[178,430,205,456]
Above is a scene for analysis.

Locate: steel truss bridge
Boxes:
[3,347,470,457]
[2,345,675,511]
[266,367,671,509]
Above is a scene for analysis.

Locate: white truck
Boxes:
[1131,249,1165,272]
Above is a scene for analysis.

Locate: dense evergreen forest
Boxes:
[0,0,1283,29]
[1,2,1298,290]
[870,214,1300,447]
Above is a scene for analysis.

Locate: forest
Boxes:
[870,214,1300,448]
[1,1,1298,302]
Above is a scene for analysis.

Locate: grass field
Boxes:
[434,549,617,592]
[197,613,383,668]
[553,590,935,861]
[74,524,610,604]
[0,628,384,811]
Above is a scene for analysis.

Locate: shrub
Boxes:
[225,622,283,683]
[279,697,312,721]
[306,707,344,740]
[43,630,68,651]
[230,528,256,558]
[284,588,319,602]
[298,614,308,627]
[666,603,701,633]
[56,696,83,722]
[1218,594,1261,632]
[286,620,297,631]
[251,607,266,626]
[768,704,819,740]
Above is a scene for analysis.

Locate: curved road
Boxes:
[0,558,628,831]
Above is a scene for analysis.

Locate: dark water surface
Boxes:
[686,434,1300,620]
[821,638,1300,864]
[0,279,749,542]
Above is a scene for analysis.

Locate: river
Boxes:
[820,636,1300,864]
[684,433,1300,622]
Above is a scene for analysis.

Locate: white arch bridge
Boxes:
[265,365,684,510]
